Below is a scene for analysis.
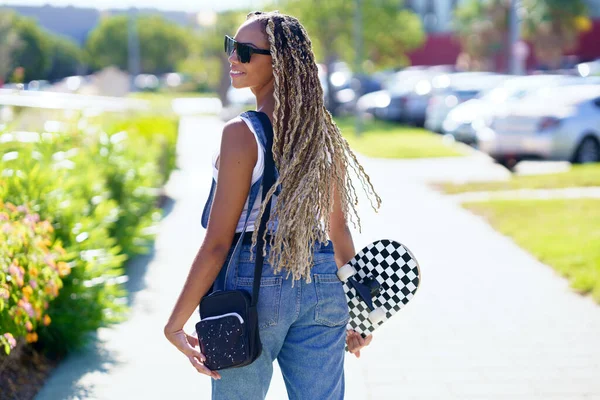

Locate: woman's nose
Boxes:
[228,50,239,64]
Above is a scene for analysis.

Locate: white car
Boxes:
[444,75,595,145]
[477,84,600,167]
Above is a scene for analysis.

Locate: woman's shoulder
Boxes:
[221,117,257,156]
[223,116,252,137]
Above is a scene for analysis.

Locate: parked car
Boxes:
[356,67,436,122]
[476,84,600,167]
[443,74,595,145]
[424,72,509,133]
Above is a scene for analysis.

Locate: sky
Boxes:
[0,0,267,12]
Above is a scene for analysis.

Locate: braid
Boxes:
[247,11,381,282]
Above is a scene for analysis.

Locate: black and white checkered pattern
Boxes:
[343,239,420,337]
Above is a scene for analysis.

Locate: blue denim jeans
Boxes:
[210,240,348,400]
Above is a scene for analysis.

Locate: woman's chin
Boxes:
[230,80,248,89]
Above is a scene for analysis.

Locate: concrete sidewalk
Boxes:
[36,116,600,400]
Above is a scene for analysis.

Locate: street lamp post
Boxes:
[508,0,526,75]
[127,10,141,92]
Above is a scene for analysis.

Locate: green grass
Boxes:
[128,91,218,115]
[464,198,600,303]
[334,116,467,159]
[439,164,600,194]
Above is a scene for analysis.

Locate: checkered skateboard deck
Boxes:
[338,239,421,338]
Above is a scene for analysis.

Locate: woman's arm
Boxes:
[328,173,373,358]
[163,118,257,374]
[328,179,355,268]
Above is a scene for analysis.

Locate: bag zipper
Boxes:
[201,312,244,324]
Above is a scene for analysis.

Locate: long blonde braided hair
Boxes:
[248,11,381,282]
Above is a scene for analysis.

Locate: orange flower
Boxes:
[23,285,33,299]
[57,262,70,277]
[26,333,38,343]
[25,321,33,331]
[575,16,592,32]
[43,315,51,326]
[29,267,39,278]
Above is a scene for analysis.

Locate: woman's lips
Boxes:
[230,71,245,78]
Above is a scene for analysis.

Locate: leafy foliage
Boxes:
[521,0,591,68]
[85,15,191,74]
[0,12,22,83]
[282,0,425,70]
[0,202,67,355]
[0,113,177,355]
[46,35,84,82]
[453,0,509,71]
[10,13,52,81]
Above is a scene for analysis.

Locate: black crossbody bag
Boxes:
[195,111,275,371]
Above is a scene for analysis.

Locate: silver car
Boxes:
[444,75,597,145]
[477,84,600,167]
[424,72,508,133]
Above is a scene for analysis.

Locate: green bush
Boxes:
[0,114,178,356]
[0,201,67,355]
[107,115,179,184]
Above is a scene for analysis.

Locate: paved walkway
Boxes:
[36,116,600,400]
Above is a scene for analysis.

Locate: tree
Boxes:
[283,0,424,71]
[282,0,425,112]
[191,11,248,106]
[453,0,510,71]
[10,14,52,81]
[0,12,21,84]
[47,35,84,82]
[85,14,191,74]
[521,0,591,68]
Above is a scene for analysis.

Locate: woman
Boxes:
[164,10,381,399]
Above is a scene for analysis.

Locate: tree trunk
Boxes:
[218,54,230,108]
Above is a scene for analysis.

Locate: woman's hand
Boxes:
[346,330,373,358]
[164,327,221,380]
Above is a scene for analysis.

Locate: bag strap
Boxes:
[249,111,275,308]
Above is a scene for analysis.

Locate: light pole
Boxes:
[127,10,141,91]
[508,0,526,75]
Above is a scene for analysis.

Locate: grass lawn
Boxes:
[129,91,218,115]
[439,164,600,194]
[334,116,467,159]
[464,198,600,303]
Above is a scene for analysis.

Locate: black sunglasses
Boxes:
[224,35,271,63]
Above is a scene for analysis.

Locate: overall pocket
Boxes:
[236,276,282,329]
[314,274,350,327]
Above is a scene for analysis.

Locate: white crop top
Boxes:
[212,115,265,232]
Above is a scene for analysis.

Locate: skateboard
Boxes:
[337,239,421,338]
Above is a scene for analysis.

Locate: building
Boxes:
[0,5,196,45]
[405,0,600,70]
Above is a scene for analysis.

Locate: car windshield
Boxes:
[521,85,600,105]
[477,75,584,103]
[384,70,434,94]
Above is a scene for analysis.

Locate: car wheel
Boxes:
[494,157,518,172]
[573,136,600,164]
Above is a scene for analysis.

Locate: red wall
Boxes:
[407,34,462,67]
[407,19,600,70]
[568,20,600,62]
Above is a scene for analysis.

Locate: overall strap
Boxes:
[249,111,275,308]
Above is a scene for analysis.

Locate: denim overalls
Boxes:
[200,111,349,400]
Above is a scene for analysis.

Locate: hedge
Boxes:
[0,113,178,356]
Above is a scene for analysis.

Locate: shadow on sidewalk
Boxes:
[35,335,121,400]
[125,195,176,306]
[36,195,178,400]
